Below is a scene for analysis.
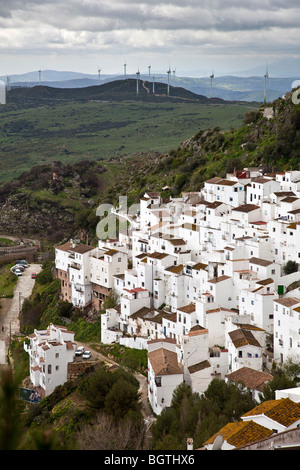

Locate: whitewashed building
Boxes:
[24,323,76,397]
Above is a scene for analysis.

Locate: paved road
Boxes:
[0,263,42,364]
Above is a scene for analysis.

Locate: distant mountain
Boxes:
[7,78,225,105]
[236,58,300,78]
[3,69,297,102]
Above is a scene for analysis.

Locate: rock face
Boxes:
[0,193,75,241]
[0,160,108,242]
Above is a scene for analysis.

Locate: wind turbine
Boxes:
[167,67,171,96]
[173,67,176,80]
[148,65,151,78]
[210,70,214,98]
[38,69,42,85]
[6,76,10,91]
[136,70,140,96]
[264,66,269,103]
[124,60,127,78]
[152,75,155,94]
[97,66,101,84]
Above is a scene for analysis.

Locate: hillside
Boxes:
[0,81,254,183]
[0,89,298,243]
[88,90,300,208]
[7,79,225,105]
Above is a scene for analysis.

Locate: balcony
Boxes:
[74,284,84,293]
[70,262,81,270]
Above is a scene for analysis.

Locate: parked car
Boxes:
[15,264,25,271]
[15,269,23,276]
[82,351,91,360]
[15,260,28,268]
[75,346,85,356]
[31,273,37,279]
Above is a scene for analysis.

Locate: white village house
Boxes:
[24,323,76,397]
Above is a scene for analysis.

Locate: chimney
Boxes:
[187,438,193,450]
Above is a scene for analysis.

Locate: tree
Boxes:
[0,366,23,450]
[259,365,298,402]
[283,260,298,275]
[104,378,141,420]
[150,379,257,450]
[77,411,146,450]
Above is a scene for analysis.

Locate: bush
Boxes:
[283,260,298,275]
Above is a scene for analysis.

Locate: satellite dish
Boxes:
[212,434,223,450]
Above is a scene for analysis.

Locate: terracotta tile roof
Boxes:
[228,328,261,348]
[242,398,300,427]
[168,238,186,246]
[177,303,195,314]
[148,348,183,376]
[208,275,231,284]
[226,366,273,392]
[256,278,274,285]
[188,360,211,374]
[249,257,272,266]
[55,242,94,254]
[71,244,94,254]
[188,325,208,336]
[274,297,300,307]
[234,323,265,332]
[233,204,260,213]
[165,264,184,274]
[192,262,208,271]
[204,420,273,447]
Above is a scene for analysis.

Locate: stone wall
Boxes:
[67,361,95,380]
[0,245,38,263]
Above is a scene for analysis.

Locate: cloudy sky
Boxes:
[1,0,300,77]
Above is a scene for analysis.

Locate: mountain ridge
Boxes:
[7,78,226,105]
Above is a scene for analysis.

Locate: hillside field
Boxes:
[0,97,258,183]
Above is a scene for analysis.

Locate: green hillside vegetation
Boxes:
[101,91,300,208]
[0,80,257,183]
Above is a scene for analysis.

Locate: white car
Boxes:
[75,346,85,356]
[82,351,91,360]
[15,269,23,276]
